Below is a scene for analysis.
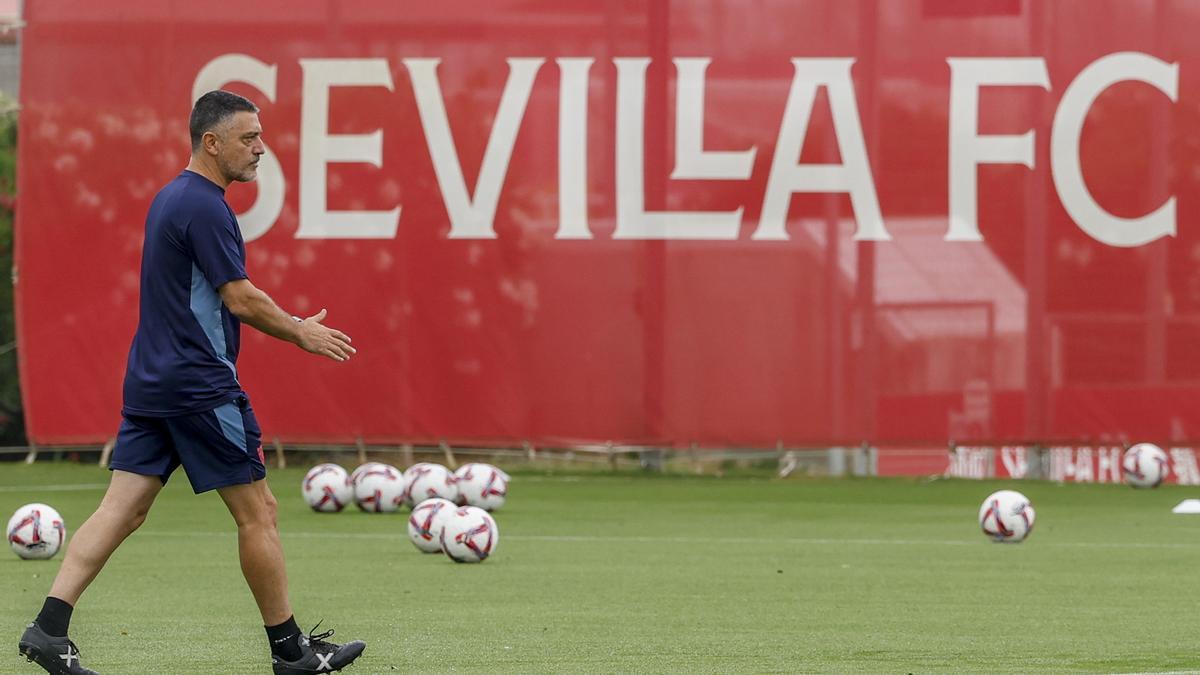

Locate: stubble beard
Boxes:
[220,156,258,184]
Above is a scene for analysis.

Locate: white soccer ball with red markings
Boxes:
[400,463,437,508]
[454,463,509,511]
[353,463,405,513]
[403,461,441,504]
[350,462,392,488]
[403,464,457,508]
[7,503,66,560]
[301,464,353,513]
[440,506,499,563]
[978,490,1035,543]
[1123,443,1170,488]
[406,497,456,553]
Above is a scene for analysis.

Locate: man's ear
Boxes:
[202,130,221,156]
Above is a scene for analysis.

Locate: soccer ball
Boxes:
[454,463,509,511]
[1123,443,1170,488]
[353,463,405,512]
[350,462,388,486]
[978,490,1035,543]
[400,463,436,508]
[301,464,353,512]
[407,498,456,553]
[7,503,66,560]
[403,464,458,507]
[402,462,436,481]
[440,505,499,563]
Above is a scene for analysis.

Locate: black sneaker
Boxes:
[272,623,365,674]
[17,622,98,675]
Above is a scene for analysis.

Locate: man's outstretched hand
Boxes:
[296,309,356,362]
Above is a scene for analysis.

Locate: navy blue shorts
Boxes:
[110,395,266,494]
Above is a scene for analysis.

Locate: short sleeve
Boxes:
[186,203,247,289]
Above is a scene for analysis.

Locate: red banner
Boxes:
[16,1,1200,446]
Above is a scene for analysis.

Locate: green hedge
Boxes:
[0,108,21,444]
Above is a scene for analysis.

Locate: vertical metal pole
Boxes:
[1145,0,1170,387]
[273,437,286,469]
[439,440,458,470]
[98,437,115,468]
[853,0,881,444]
[355,437,367,466]
[1024,2,1049,440]
[643,0,669,445]
[824,135,846,439]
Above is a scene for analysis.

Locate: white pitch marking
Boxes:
[0,483,108,493]
[131,530,1200,550]
[1107,671,1200,675]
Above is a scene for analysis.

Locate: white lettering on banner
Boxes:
[945,446,991,479]
[753,58,886,242]
[406,57,544,239]
[1073,447,1095,483]
[298,58,399,238]
[1047,446,1176,483]
[613,58,745,240]
[191,52,1177,245]
[922,445,1193,484]
[1000,446,1028,478]
[556,58,593,239]
[1051,53,1178,247]
[192,54,285,242]
[946,58,1050,242]
[1048,446,1074,482]
[1169,448,1200,485]
[672,58,758,181]
[1096,447,1122,483]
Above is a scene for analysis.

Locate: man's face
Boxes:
[213,111,264,183]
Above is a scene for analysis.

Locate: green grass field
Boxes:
[2,463,1199,674]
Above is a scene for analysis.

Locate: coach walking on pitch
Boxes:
[17,90,366,674]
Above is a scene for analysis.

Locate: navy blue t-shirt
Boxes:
[122,170,248,416]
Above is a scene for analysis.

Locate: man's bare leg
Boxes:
[218,478,366,673]
[49,470,163,605]
[19,470,161,674]
[217,479,292,625]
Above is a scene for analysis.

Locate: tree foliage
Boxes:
[0,106,22,444]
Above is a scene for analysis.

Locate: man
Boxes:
[17,90,366,674]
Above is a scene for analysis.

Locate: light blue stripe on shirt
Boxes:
[189,263,239,382]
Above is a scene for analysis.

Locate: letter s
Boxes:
[192,54,285,242]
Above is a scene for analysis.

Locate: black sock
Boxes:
[35,597,73,638]
[265,616,302,662]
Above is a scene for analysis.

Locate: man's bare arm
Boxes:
[217,278,356,362]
